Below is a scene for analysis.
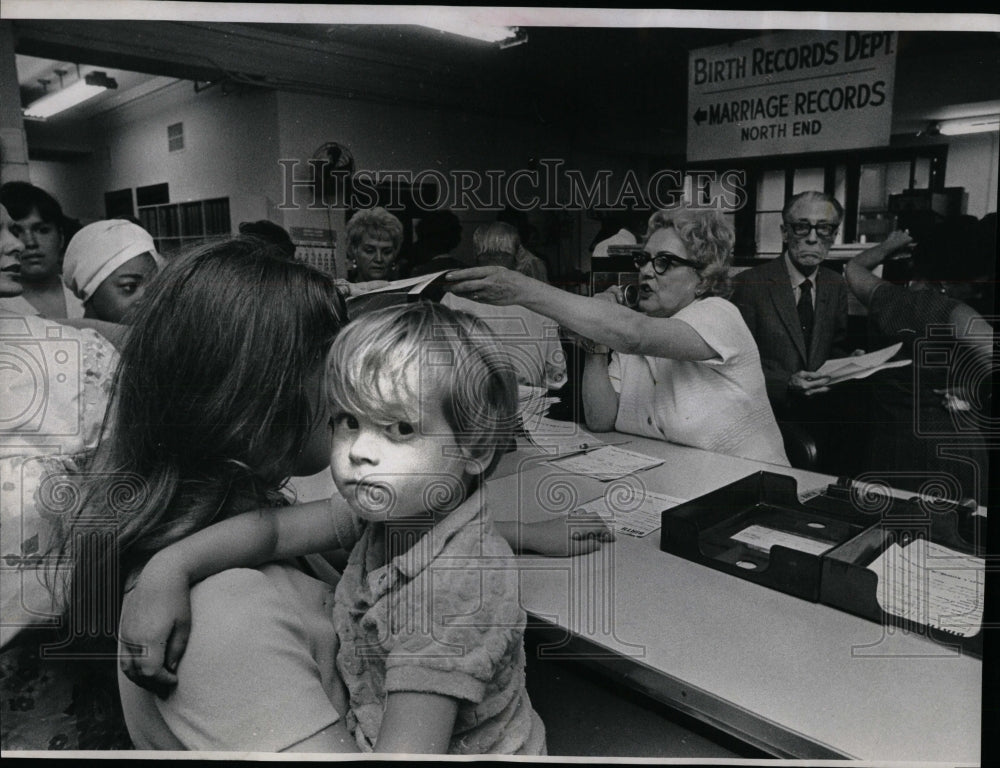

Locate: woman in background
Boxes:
[442,222,567,390]
[62,219,162,323]
[475,222,548,282]
[346,207,404,282]
[0,181,83,319]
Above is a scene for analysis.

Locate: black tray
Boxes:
[660,471,874,601]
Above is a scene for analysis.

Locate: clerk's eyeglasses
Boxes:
[785,221,839,239]
[633,251,701,275]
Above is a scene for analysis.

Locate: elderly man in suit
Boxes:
[731,191,855,469]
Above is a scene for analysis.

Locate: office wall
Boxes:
[29,158,102,222]
[274,91,582,274]
[28,80,280,229]
[23,81,644,276]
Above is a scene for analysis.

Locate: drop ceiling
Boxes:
[12,21,1000,137]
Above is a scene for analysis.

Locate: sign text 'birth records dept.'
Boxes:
[687,31,897,162]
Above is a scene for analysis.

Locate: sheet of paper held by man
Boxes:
[575,490,686,538]
[814,342,911,385]
[868,538,985,638]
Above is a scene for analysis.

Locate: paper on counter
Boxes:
[730,524,835,556]
[547,445,663,481]
[522,413,606,453]
[869,538,984,638]
[814,342,910,385]
[575,489,685,537]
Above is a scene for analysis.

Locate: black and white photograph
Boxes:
[0,2,996,764]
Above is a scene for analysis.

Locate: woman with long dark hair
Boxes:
[49,238,355,751]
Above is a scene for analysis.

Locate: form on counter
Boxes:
[575,489,685,538]
[547,445,664,481]
[868,538,984,638]
[522,413,605,452]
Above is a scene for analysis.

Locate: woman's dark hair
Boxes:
[238,219,296,259]
[50,237,346,647]
[415,210,463,254]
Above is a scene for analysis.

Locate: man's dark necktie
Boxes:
[798,278,815,351]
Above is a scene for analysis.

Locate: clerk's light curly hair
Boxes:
[644,206,735,298]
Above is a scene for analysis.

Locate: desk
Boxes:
[290,437,982,762]
[490,436,982,762]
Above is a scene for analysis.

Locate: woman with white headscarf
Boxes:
[63,219,162,323]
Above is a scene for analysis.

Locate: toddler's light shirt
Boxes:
[333,489,546,755]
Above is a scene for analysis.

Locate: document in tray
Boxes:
[730,525,835,556]
[575,490,685,538]
[547,445,663,481]
[868,539,984,638]
[814,343,910,385]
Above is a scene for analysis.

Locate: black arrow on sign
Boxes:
[693,107,707,126]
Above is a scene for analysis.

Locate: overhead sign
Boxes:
[687,30,897,161]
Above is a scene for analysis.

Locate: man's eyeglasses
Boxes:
[785,221,838,239]
[633,251,701,274]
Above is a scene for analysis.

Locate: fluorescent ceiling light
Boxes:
[419,22,523,45]
[936,115,1000,136]
[23,71,118,120]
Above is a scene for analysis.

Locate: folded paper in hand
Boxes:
[814,343,910,385]
[548,445,663,481]
[346,270,450,318]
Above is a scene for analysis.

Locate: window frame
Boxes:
[677,144,948,261]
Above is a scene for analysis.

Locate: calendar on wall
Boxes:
[290,226,337,277]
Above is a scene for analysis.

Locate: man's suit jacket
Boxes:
[730,256,849,410]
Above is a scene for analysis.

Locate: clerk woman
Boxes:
[447,206,789,466]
